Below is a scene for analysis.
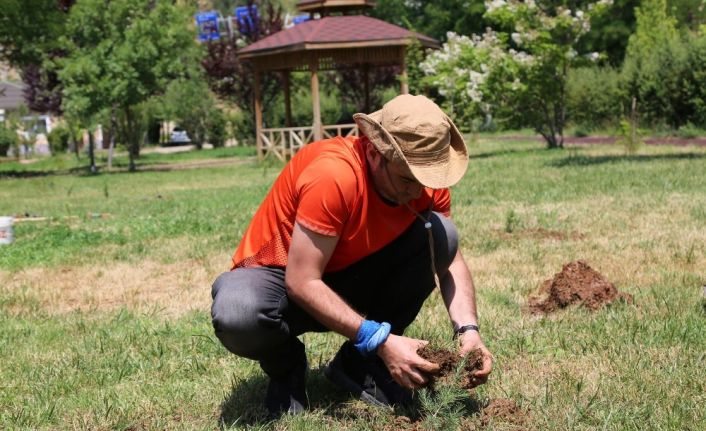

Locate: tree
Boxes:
[370,0,489,43]
[577,0,639,66]
[160,78,225,149]
[622,0,706,128]
[59,0,202,171]
[667,0,706,31]
[0,0,75,113]
[201,0,283,143]
[421,0,614,148]
[333,66,400,115]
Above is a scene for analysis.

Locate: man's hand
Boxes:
[458,330,493,388]
[377,334,440,389]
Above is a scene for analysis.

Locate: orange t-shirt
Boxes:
[231,136,451,272]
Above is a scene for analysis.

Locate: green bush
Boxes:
[206,108,227,148]
[47,125,72,154]
[677,122,704,139]
[567,67,624,131]
[615,118,643,155]
[620,0,706,130]
[230,110,254,146]
[572,126,590,137]
[0,124,19,156]
[682,32,706,127]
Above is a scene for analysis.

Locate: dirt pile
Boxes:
[528,260,633,314]
[417,346,484,390]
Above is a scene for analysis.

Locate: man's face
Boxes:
[377,158,424,205]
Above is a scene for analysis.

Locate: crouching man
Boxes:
[211,94,493,416]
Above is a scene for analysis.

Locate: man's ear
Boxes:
[364,139,383,164]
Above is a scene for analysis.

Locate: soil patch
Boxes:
[527,260,633,314]
[388,398,530,431]
[417,346,484,390]
[479,398,529,428]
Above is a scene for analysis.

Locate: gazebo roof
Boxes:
[239,15,439,58]
[296,0,376,14]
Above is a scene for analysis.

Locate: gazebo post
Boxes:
[400,48,409,95]
[254,70,264,159]
[310,59,323,141]
[282,70,292,127]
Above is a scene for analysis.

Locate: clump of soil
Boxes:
[480,398,529,428]
[528,260,633,314]
[417,346,484,390]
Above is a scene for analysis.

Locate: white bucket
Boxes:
[0,216,14,245]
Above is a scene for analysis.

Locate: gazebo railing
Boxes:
[322,123,359,139]
[259,123,358,160]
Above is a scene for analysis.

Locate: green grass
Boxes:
[1,139,705,430]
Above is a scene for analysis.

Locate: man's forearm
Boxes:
[440,249,479,328]
[441,250,493,381]
[286,278,363,340]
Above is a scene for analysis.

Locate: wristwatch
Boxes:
[453,324,480,339]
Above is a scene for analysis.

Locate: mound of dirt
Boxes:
[528,260,633,314]
[417,346,484,390]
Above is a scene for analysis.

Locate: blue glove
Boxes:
[354,319,392,356]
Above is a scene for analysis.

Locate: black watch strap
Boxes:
[453,324,480,339]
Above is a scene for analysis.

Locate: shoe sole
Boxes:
[323,362,391,409]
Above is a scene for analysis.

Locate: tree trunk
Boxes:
[72,128,80,160]
[546,134,561,149]
[88,128,97,173]
[126,106,137,172]
[538,102,560,149]
[556,63,568,149]
[107,108,116,170]
[539,102,563,149]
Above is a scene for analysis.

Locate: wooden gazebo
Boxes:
[238,0,439,160]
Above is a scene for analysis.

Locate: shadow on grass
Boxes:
[0,169,56,178]
[218,373,269,428]
[0,158,252,178]
[218,367,355,428]
[0,165,103,178]
[549,152,706,168]
[470,146,546,160]
[217,367,487,429]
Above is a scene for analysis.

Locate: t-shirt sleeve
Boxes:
[294,158,358,236]
[433,188,452,218]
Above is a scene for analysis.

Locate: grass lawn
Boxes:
[1,139,704,430]
[0,145,257,177]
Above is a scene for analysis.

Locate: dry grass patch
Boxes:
[0,256,226,317]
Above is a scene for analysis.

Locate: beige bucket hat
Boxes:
[353,94,468,189]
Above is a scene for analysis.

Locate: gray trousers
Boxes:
[211,212,458,378]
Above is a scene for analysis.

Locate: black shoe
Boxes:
[263,354,308,417]
[324,341,412,408]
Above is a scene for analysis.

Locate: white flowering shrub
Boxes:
[421,0,614,147]
[421,30,524,130]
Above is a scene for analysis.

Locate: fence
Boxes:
[258,123,358,161]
